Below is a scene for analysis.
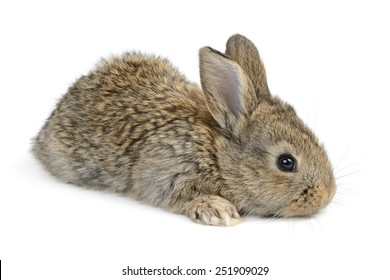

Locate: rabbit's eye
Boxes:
[277,154,297,172]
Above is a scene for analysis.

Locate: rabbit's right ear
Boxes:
[199,47,255,131]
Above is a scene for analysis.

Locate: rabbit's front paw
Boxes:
[187,195,242,226]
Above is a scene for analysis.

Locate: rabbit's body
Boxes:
[33,35,336,226]
[34,54,226,211]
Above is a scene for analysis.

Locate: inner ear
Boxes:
[199,47,251,129]
[210,63,244,117]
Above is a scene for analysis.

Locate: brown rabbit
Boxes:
[32,34,336,226]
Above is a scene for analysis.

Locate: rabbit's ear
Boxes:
[199,47,255,130]
[225,34,270,97]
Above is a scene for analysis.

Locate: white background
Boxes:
[1,0,389,279]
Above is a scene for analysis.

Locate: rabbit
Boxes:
[32,34,336,226]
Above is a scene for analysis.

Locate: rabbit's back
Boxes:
[32,53,213,196]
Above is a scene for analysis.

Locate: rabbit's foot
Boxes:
[186,195,242,226]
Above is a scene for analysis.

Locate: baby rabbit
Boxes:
[32,34,336,226]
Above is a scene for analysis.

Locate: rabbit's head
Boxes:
[199,34,336,217]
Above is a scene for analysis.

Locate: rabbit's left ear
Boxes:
[199,47,256,130]
[225,34,270,97]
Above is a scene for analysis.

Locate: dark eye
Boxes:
[277,154,297,172]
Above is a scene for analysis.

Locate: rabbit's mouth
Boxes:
[279,182,336,217]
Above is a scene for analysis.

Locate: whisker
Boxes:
[334,186,360,196]
[270,212,280,220]
[334,135,359,171]
[330,199,352,207]
[261,214,278,224]
[334,157,371,176]
[304,216,315,230]
[336,170,363,181]
[287,217,296,234]
[307,95,320,131]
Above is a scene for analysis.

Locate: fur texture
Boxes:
[32,34,336,226]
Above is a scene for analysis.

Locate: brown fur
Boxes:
[32,34,336,226]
